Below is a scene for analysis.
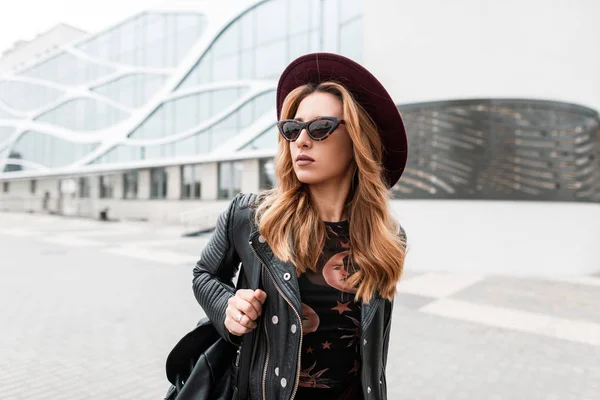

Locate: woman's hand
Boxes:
[225,289,267,336]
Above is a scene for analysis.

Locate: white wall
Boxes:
[241,159,260,194]
[392,200,600,277]
[0,162,227,223]
[202,162,219,201]
[166,165,182,200]
[0,178,61,213]
[365,0,600,112]
[138,169,151,200]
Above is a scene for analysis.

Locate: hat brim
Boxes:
[276,52,408,189]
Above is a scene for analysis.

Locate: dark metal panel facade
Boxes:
[394,99,600,202]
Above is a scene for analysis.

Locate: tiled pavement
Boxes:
[1,212,599,400]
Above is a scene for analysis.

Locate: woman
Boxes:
[192,52,408,400]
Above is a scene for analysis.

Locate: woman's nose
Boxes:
[295,128,312,148]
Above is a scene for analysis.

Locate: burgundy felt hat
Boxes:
[276,52,408,189]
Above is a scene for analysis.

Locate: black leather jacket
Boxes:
[192,193,397,399]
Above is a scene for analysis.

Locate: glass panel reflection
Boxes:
[218,160,243,199]
[77,12,207,68]
[35,99,129,131]
[181,164,202,199]
[129,88,247,139]
[0,81,64,111]
[123,170,139,199]
[255,0,287,45]
[9,131,99,168]
[79,177,91,198]
[0,108,18,119]
[90,91,275,164]
[99,175,115,198]
[150,167,168,199]
[178,0,363,89]
[19,52,115,86]
[239,124,278,151]
[0,127,14,143]
[92,73,167,108]
[259,157,277,189]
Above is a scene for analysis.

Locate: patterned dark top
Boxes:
[295,220,362,400]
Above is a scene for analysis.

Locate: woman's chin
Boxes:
[294,172,323,185]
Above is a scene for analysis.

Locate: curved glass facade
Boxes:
[35,99,129,131]
[8,131,99,169]
[76,12,207,68]
[0,0,364,177]
[0,126,14,139]
[92,73,167,108]
[0,107,18,119]
[91,90,276,164]
[0,81,63,111]
[128,87,249,140]
[19,52,115,86]
[239,124,278,151]
[178,0,363,89]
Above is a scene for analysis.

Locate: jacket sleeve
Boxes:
[192,194,242,345]
[382,299,394,370]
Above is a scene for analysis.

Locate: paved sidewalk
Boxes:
[1,212,599,399]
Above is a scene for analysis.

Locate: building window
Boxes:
[259,158,276,189]
[30,180,36,195]
[123,170,138,199]
[150,167,168,199]
[181,164,202,200]
[78,177,90,198]
[218,161,243,199]
[2,182,9,193]
[99,175,114,199]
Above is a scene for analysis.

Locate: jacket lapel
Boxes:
[248,231,302,314]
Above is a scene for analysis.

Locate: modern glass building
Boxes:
[0,0,364,220]
[1,0,599,223]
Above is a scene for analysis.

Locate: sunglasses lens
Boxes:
[308,119,334,139]
[279,121,301,140]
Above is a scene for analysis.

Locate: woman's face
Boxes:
[301,303,320,334]
[322,250,357,293]
[289,92,355,186]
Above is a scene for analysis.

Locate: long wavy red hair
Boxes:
[254,82,406,302]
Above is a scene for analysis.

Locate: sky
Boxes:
[0,0,167,54]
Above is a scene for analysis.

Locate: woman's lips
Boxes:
[296,159,314,166]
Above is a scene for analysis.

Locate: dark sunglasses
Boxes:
[277,116,345,142]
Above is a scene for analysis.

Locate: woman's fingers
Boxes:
[253,289,267,304]
[225,307,255,336]
[225,314,251,336]
[226,304,257,329]
[235,289,264,320]
[224,289,267,336]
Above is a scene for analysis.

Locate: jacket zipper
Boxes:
[235,347,241,367]
[260,265,271,400]
[247,242,270,400]
[262,264,303,400]
[249,240,303,400]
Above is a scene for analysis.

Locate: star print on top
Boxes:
[296,220,362,400]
